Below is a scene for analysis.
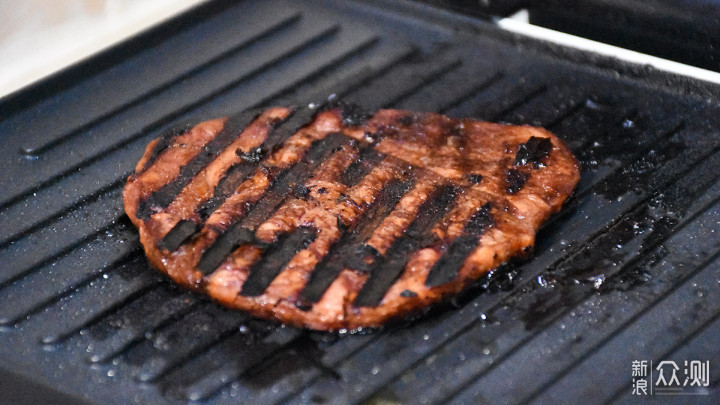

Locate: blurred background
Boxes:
[0,0,205,98]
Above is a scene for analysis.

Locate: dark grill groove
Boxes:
[437,72,505,114]
[0,176,127,248]
[181,327,303,401]
[347,54,461,111]
[0,193,125,287]
[490,84,549,121]
[0,21,347,210]
[40,259,161,345]
[0,238,140,326]
[130,304,251,383]
[13,7,304,156]
[24,13,305,157]
[86,287,202,363]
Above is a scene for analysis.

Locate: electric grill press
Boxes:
[1,1,719,403]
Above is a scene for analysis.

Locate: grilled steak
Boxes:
[123,104,580,331]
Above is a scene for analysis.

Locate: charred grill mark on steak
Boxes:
[237,146,265,163]
[425,202,493,287]
[360,176,439,256]
[196,132,351,274]
[353,184,458,307]
[123,105,581,330]
[340,144,386,186]
[328,157,408,226]
[240,132,351,231]
[196,161,257,220]
[240,227,318,296]
[298,178,415,306]
[136,109,264,220]
[191,106,323,221]
[197,226,257,275]
[158,219,199,252]
[259,105,314,155]
[138,122,196,174]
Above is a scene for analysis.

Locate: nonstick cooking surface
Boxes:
[1,1,720,404]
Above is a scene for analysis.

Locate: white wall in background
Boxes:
[0,0,206,98]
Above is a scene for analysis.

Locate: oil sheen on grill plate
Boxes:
[122,103,580,331]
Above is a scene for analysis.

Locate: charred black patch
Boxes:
[514,136,552,168]
[336,216,349,233]
[298,178,415,306]
[464,202,494,233]
[292,184,310,199]
[505,168,529,194]
[241,133,348,231]
[237,147,264,163]
[353,185,458,307]
[240,227,318,296]
[467,174,483,184]
[157,219,198,251]
[425,203,493,287]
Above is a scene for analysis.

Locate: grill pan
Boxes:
[1,0,720,403]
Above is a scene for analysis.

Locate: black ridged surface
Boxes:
[1,1,719,404]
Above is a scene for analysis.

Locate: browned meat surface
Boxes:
[123,104,580,331]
